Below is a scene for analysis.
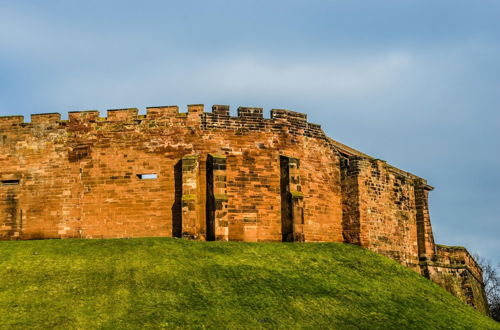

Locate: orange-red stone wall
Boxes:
[341,157,421,271]
[0,106,342,243]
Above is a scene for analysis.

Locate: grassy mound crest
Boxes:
[0,238,498,329]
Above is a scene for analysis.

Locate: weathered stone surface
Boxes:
[0,104,488,314]
[423,245,490,315]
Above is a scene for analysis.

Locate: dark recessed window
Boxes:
[2,180,20,185]
[137,174,158,180]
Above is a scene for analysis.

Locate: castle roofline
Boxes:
[0,103,431,185]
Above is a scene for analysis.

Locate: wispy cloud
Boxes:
[36,51,414,112]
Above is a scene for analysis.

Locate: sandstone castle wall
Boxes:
[0,104,488,314]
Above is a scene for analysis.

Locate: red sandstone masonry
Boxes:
[0,104,488,314]
[31,113,61,124]
[0,116,23,127]
[424,245,489,314]
[107,108,139,122]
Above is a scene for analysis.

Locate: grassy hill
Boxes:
[0,238,497,329]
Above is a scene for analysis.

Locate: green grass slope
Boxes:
[0,238,497,329]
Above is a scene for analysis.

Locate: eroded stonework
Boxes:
[0,104,488,314]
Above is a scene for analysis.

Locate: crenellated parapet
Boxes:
[0,104,326,140]
[107,108,139,122]
[68,110,100,122]
[202,105,326,139]
[146,105,180,119]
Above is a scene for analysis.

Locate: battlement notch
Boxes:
[107,108,138,121]
[69,111,100,122]
[212,105,230,116]
[238,107,263,119]
[146,106,179,119]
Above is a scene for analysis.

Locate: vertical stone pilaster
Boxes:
[340,156,362,245]
[206,154,228,241]
[414,179,436,262]
[280,156,304,242]
[181,154,199,239]
[0,177,21,240]
[4,190,19,239]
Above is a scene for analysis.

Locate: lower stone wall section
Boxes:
[423,245,489,315]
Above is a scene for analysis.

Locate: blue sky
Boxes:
[1,1,499,265]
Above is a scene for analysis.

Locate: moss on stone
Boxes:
[110,122,128,130]
[210,153,226,159]
[214,194,228,201]
[182,194,196,201]
[436,244,467,250]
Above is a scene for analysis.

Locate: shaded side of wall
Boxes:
[423,245,490,315]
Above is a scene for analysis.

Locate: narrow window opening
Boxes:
[137,173,158,180]
[2,179,20,185]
